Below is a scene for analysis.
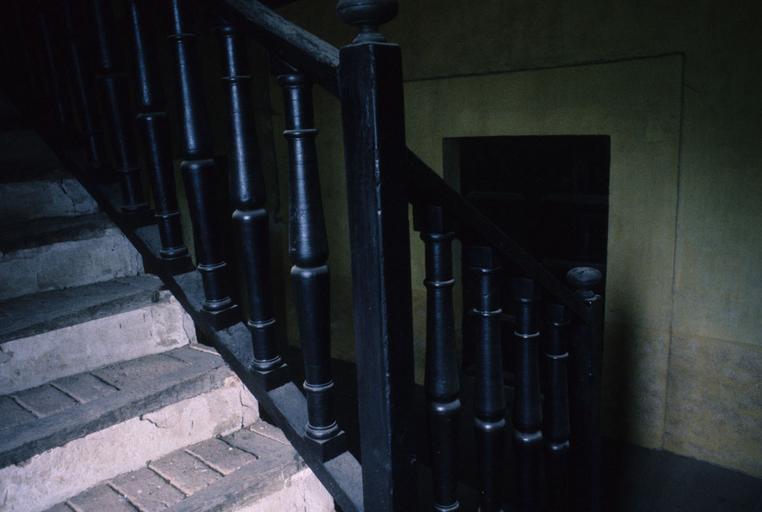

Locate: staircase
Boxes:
[0,124,332,511]
[0,1,609,510]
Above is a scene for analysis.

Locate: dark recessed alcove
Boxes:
[446,135,611,380]
[446,135,611,278]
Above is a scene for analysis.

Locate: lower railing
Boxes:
[1,0,605,510]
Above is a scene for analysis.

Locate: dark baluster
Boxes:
[37,2,67,129]
[512,277,543,512]
[63,0,108,175]
[543,303,571,512]
[338,1,416,509]
[127,0,190,272]
[91,0,148,213]
[168,0,238,328]
[566,267,604,512]
[12,1,45,114]
[277,66,347,459]
[466,245,505,512]
[421,205,460,511]
[216,20,286,386]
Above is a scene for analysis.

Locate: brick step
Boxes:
[0,275,194,394]
[0,346,260,512]
[0,212,143,300]
[42,421,333,512]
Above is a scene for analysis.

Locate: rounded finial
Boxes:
[566,266,603,299]
[337,0,398,43]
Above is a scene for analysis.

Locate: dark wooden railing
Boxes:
[2,1,606,510]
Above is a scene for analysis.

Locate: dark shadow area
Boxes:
[290,351,762,511]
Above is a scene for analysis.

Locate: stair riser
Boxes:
[0,179,98,224]
[0,377,258,512]
[0,230,143,300]
[0,297,194,395]
[232,469,334,512]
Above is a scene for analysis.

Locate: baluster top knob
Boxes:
[566,266,603,300]
[337,0,398,43]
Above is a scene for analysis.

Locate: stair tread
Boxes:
[0,212,115,253]
[43,421,300,512]
[0,345,230,468]
[0,274,166,343]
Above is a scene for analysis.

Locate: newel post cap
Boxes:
[337,0,398,42]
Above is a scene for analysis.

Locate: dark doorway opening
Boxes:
[445,135,611,279]
[445,135,610,377]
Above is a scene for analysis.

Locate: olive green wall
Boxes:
[261,0,762,478]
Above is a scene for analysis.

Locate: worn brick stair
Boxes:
[0,120,332,511]
[42,421,331,512]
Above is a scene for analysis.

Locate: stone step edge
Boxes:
[0,373,259,512]
[43,421,333,512]
[0,289,195,396]
[0,348,232,468]
[0,275,177,344]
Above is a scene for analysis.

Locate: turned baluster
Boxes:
[512,277,543,512]
[127,0,190,271]
[277,66,347,458]
[421,205,461,511]
[167,0,238,328]
[11,1,45,114]
[216,20,286,386]
[566,267,604,512]
[338,0,417,509]
[91,0,148,213]
[543,302,571,512]
[466,245,505,512]
[63,0,107,174]
[37,2,67,129]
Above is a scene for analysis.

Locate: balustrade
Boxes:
[127,0,190,272]
[512,277,544,512]
[37,2,67,129]
[277,66,347,458]
[567,267,604,512]
[91,0,148,214]
[467,245,505,512]
[420,205,461,512]
[62,0,107,174]
[216,18,286,384]
[167,0,238,328]
[3,1,607,509]
[544,302,572,512]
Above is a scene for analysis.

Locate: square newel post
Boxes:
[338,1,417,510]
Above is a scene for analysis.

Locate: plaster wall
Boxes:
[267,0,762,478]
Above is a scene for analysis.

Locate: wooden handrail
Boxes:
[222,0,340,94]
[223,0,592,324]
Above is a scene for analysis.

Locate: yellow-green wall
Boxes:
[261,0,762,478]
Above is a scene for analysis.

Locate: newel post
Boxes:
[337,0,417,510]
